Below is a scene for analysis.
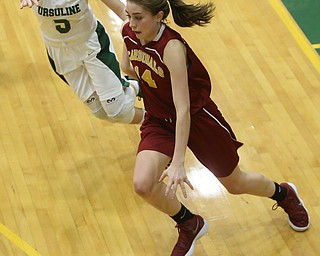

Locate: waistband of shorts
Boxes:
[147,112,176,123]
[43,36,89,48]
[163,118,175,123]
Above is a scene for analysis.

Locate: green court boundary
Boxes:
[269,0,320,74]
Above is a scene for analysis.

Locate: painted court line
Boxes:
[0,223,42,256]
[269,0,320,74]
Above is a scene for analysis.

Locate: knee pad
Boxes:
[85,92,113,121]
[101,86,136,124]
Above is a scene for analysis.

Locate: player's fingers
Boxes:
[180,182,188,198]
[170,182,178,199]
[158,171,167,183]
[20,0,27,8]
[20,0,38,8]
[26,0,32,7]
[165,180,173,196]
[184,178,194,190]
[21,0,31,8]
[165,186,171,197]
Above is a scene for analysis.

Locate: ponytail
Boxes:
[168,0,215,27]
[127,0,215,27]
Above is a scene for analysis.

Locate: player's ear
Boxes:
[156,11,164,22]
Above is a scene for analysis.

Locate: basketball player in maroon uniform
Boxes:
[121,0,310,255]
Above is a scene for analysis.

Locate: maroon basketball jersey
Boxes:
[122,22,211,119]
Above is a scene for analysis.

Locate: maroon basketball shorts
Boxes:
[138,101,243,177]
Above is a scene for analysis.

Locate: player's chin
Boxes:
[134,32,142,38]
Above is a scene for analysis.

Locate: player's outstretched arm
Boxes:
[100,0,127,21]
[20,0,39,9]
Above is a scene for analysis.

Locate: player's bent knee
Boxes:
[84,92,114,121]
[108,107,135,124]
[133,180,153,197]
[93,107,116,122]
[101,88,136,124]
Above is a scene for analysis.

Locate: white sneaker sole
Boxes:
[185,220,209,256]
[286,182,310,232]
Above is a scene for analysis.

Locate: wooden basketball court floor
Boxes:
[1,0,319,255]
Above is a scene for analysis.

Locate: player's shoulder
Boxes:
[121,20,130,33]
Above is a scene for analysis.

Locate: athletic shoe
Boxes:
[273,182,310,232]
[171,215,209,256]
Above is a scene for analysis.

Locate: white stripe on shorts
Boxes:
[202,107,238,142]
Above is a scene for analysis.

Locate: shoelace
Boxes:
[272,198,306,223]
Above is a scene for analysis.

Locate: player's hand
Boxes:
[20,0,39,9]
[159,163,194,199]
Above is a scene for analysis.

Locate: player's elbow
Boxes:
[121,63,131,75]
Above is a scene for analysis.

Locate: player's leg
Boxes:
[44,33,144,124]
[134,150,208,256]
[84,91,111,121]
[47,52,69,84]
[218,166,310,231]
[218,165,275,196]
[60,63,144,124]
[189,101,310,232]
[134,150,179,214]
[88,65,144,124]
[85,21,145,124]
[99,87,144,124]
[135,117,208,256]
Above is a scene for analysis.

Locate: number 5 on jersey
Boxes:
[54,19,71,33]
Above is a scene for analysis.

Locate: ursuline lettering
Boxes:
[37,4,81,17]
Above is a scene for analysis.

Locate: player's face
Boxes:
[126,2,162,44]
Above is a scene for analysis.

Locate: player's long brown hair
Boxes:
[128,0,215,27]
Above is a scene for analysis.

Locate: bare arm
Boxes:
[100,0,126,21]
[121,43,138,79]
[159,39,193,198]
